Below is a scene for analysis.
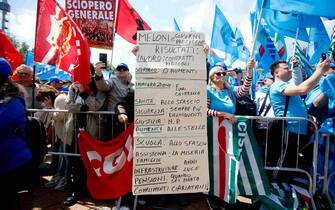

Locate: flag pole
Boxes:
[290,15,300,71]
[110,0,119,72]
[250,0,265,99]
[32,64,36,108]
[251,0,265,58]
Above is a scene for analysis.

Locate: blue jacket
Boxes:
[0,97,32,173]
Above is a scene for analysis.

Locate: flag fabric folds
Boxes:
[294,43,314,77]
[78,124,134,199]
[308,18,330,65]
[0,29,23,79]
[234,29,250,62]
[262,0,335,19]
[237,117,271,196]
[115,0,151,44]
[210,5,238,66]
[173,18,181,32]
[207,116,270,203]
[34,0,91,86]
[208,49,224,69]
[257,0,321,42]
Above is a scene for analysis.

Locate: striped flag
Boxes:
[274,32,286,59]
[237,120,271,196]
[259,182,312,210]
[295,43,314,77]
[207,116,270,203]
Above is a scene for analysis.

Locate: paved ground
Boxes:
[18,177,211,210]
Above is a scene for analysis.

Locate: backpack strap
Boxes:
[263,103,272,116]
[259,89,270,116]
[283,95,290,117]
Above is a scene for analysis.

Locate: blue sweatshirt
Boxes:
[0,97,32,173]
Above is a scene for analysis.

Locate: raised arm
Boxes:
[283,59,329,96]
[234,58,255,98]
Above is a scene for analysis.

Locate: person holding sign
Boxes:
[207,58,255,123]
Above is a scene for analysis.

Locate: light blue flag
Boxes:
[257,0,320,42]
[35,63,71,81]
[210,5,238,65]
[308,18,330,65]
[173,18,181,32]
[208,49,224,69]
[263,0,335,19]
[25,51,34,67]
[255,23,277,73]
[250,9,286,74]
[234,28,250,62]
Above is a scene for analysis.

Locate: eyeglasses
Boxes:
[18,72,30,76]
[215,72,226,77]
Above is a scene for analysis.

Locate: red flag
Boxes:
[0,30,23,79]
[34,0,90,86]
[115,0,151,44]
[78,124,134,199]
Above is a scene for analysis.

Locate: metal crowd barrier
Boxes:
[27,108,116,157]
[321,133,335,210]
[27,109,135,210]
[26,109,325,209]
[241,116,319,210]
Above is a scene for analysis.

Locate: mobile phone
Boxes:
[99,53,107,68]
[321,52,327,61]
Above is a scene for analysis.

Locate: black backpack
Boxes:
[25,116,48,166]
[235,95,257,116]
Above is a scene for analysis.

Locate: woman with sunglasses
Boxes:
[207,58,255,123]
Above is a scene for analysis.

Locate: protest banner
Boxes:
[133,31,209,195]
[66,0,116,49]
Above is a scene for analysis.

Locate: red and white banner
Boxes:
[78,124,134,199]
[115,0,151,44]
[34,0,91,86]
[66,0,116,49]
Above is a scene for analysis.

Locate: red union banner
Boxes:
[78,123,134,199]
[34,0,91,86]
[66,0,115,49]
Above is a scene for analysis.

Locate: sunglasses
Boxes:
[215,72,226,77]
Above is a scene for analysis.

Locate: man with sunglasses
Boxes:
[95,62,132,111]
[95,62,133,140]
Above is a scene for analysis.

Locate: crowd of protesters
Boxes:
[0,45,334,209]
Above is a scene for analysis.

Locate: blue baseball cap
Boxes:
[116,63,129,71]
[214,62,227,70]
[48,77,63,84]
[0,57,12,78]
[234,67,242,74]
